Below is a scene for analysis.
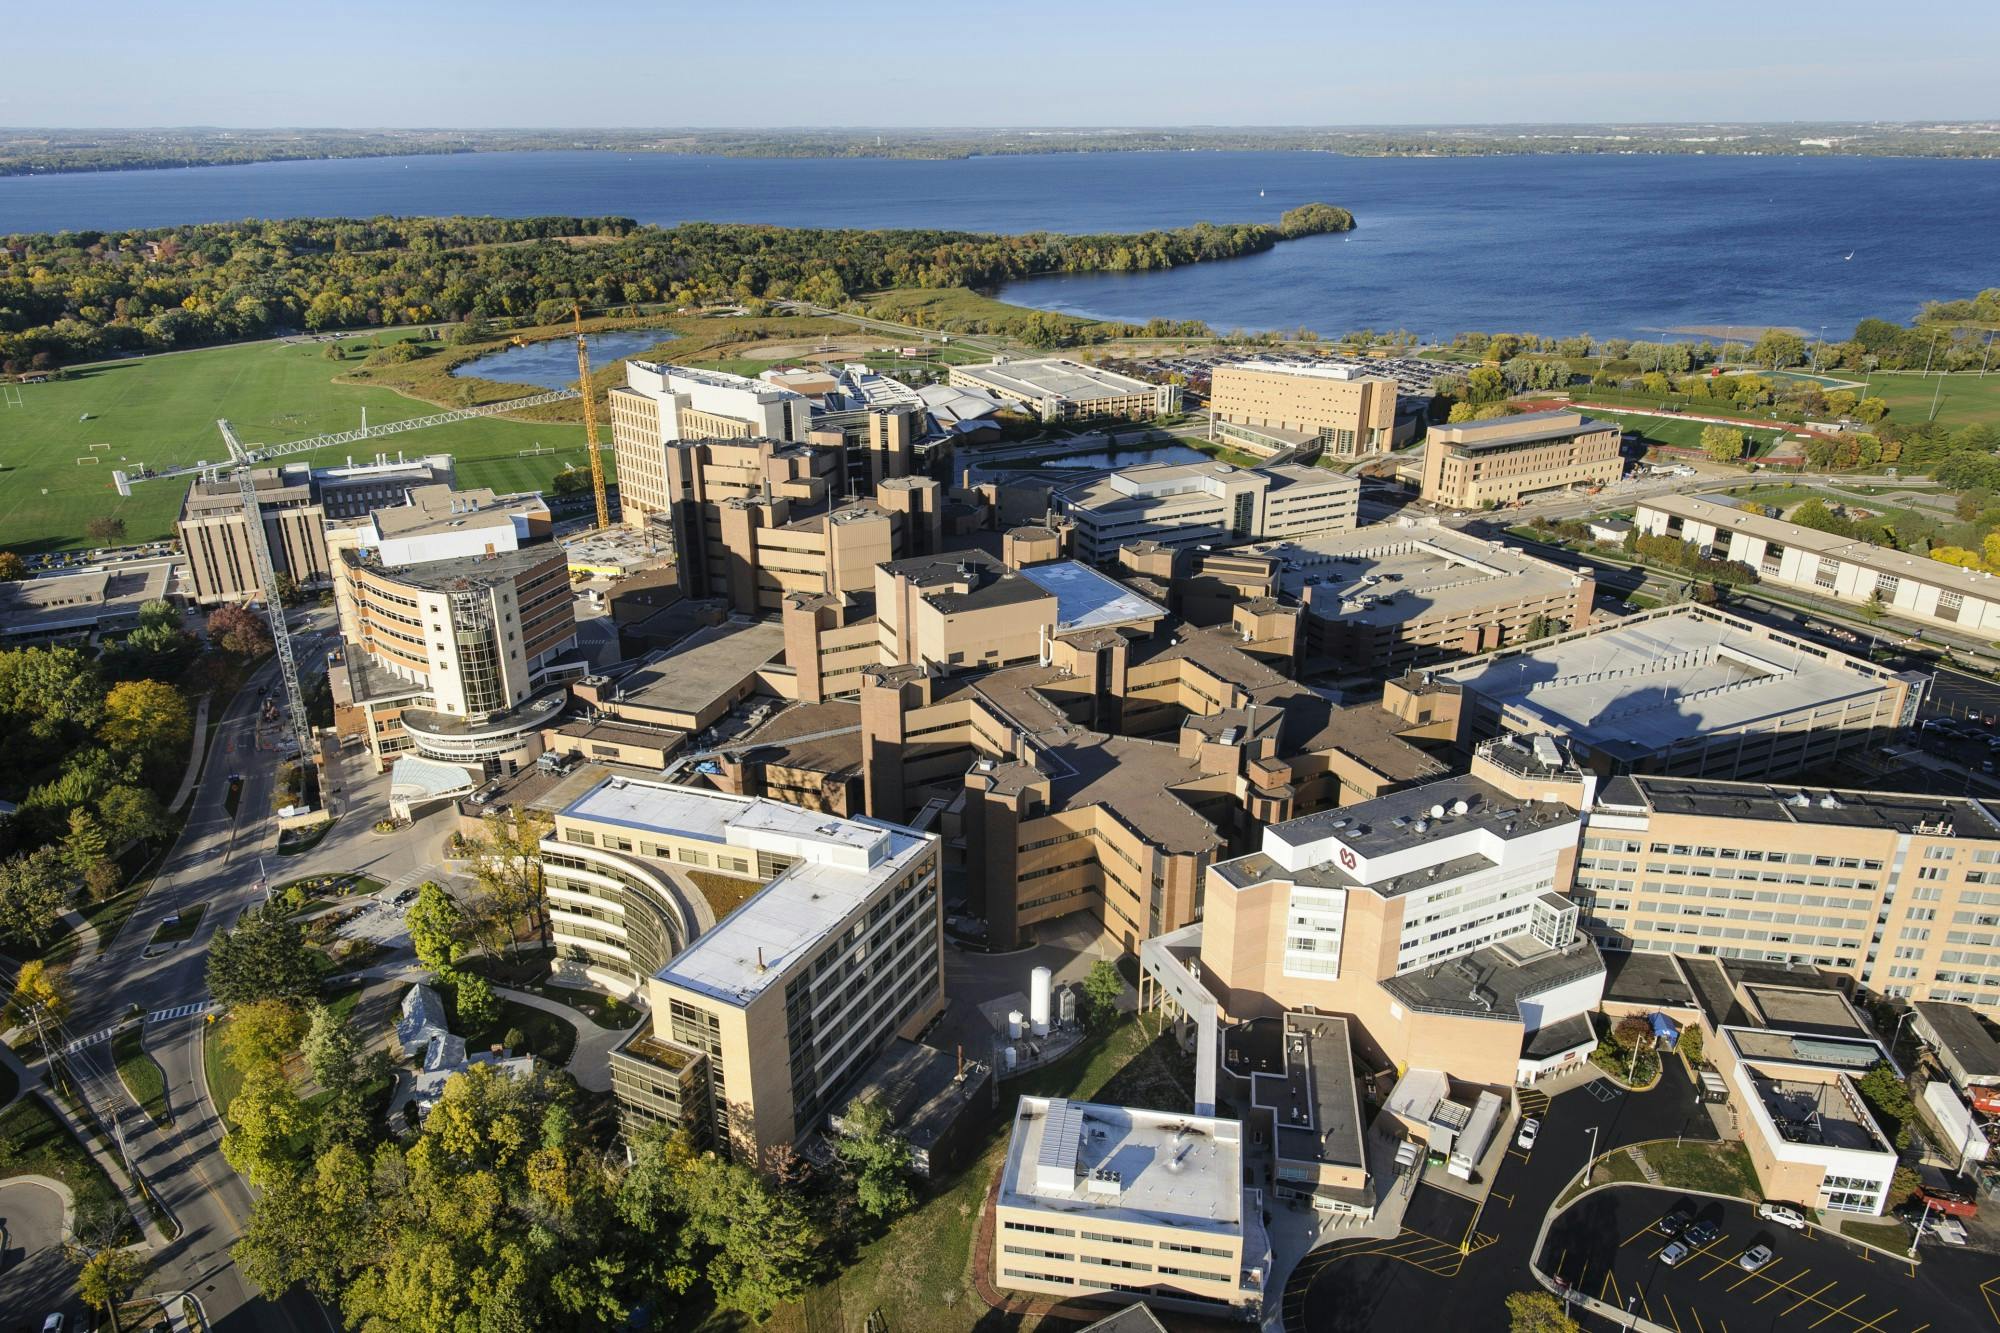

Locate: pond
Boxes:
[450,328,679,389]
[1041,444,1210,469]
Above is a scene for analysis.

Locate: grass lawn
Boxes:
[0,337,591,552]
[464,998,578,1065]
[1574,406,1789,456]
[113,1025,170,1123]
[676,1014,1190,1333]
[202,1016,242,1121]
[276,818,336,857]
[275,872,383,899]
[684,869,764,922]
[1841,1218,1910,1251]
[1643,1140,1760,1200]
[150,902,207,945]
[0,1090,131,1231]
[458,951,642,1029]
[1861,370,2000,431]
[1708,482,1938,536]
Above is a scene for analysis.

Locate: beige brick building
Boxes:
[1580,773,2000,1009]
[551,781,942,1168]
[949,358,1180,422]
[1419,409,1622,508]
[994,1097,1268,1319]
[1208,361,1397,460]
[608,361,813,529]
[1055,461,1358,565]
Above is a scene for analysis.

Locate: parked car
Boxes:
[1738,1243,1775,1272]
[1515,1117,1540,1151]
[1685,1219,1722,1247]
[1660,1241,1692,1267]
[1656,1209,1693,1237]
[1757,1202,1808,1231]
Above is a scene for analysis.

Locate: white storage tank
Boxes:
[1003,1045,1017,1071]
[1030,966,1053,1036]
[1008,1010,1025,1040]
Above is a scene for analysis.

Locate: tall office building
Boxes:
[1208,361,1397,460]
[608,361,814,529]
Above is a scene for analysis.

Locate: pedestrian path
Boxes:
[168,692,214,815]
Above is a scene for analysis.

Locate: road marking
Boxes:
[1809,1295,1866,1329]
[1778,1278,1834,1316]
[1601,1270,1618,1304]
[147,1000,216,1023]
[1638,1285,1654,1326]
[1751,1265,1807,1304]
[1849,1311,1897,1333]
[1660,1291,1684,1333]
[60,1024,121,1054]
[1690,1305,1708,1333]
[1621,1220,1662,1248]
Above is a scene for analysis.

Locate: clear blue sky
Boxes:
[4,0,1993,127]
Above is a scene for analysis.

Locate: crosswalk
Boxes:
[60,1025,122,1055]
[147,1000,217,1024]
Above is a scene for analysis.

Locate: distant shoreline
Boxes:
[5,123,1999,178]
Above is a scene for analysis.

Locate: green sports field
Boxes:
[1859,370,2000,431]
[0,338,591,553]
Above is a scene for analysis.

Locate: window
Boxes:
[1875,574,1900,601]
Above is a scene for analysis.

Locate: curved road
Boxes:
[59,653,330,1331]
[0,1178,75,1328]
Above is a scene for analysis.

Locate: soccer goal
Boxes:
[75,456,101,466]
[2,385,22,407]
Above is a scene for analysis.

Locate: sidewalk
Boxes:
[167,693,213,816]
[492,984,639,1093]
[33,1087,173,1250]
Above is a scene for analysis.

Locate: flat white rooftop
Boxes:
[1225,360,1381,382]
[559,779,933,1005]
[1440,607,1906,760]
[1019,560,1166,632]
[1246,523,1581,623]
[1001,1096,1244,1234]
[957,358,1159,402]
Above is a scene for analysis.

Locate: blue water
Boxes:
[450,328,677,389]
[3,150,1994,339]
[1046,446,1208,469]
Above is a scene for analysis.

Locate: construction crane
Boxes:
[113,385,581,778]
[572,306,611,530]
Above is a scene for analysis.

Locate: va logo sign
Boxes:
[1338,848,1356,870]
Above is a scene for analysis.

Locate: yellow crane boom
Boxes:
[573,306,611,530]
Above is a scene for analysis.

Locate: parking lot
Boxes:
[1540,1185,1994,1333]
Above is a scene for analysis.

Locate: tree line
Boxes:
[0,207,1353,370]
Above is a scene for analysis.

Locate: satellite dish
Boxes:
[1430,804,1446,820]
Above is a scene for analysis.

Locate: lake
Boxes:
[4,150,1994,340]
[451,328,677,389]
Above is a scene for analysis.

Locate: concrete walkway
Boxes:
[167,693,213,816]
[492,984,640,1093]
[56,907,102,958]
[32,1088,173,1250]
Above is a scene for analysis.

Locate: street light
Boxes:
[1889,1007,1917,1059]
[1909,1195,1934,1258]
[1626,1293,1640,1329]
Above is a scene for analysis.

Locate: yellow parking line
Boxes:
[1780,1280,1836,1318]
[1660,1291,1685,1333]
[1907,1324,1929,1333]
[1753,1268,1807,1304]
[1849,1311,1897,1333]
[1622,1220,1663,1248]
[1690,1306,1708,1333]
[1638,1286,1655,1325]
[1809,1294,1864,1328]
[1603,1270,1621,1306]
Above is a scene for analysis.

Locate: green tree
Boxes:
[235,1140,376,1303]
[0,847,73,948]
[405,880,466,973]
[97,784,167,846]
[1853,396,1889,423]
[454,973,498,1031]
[62,805,110,875]
[1700,425,1747,463]
[1861,590,1888,622]
[1856,1061,1917,1149]
[301,1002,362,1095]
[620,1124,825,1319]
[1083,959,1124,1029]
[836,1094,914,1221]
[1506,1290,1580,1333]
[207,905,320,1008]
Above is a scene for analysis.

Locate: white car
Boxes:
[1515,1117,1540,1151]
[44,1315,66,1333]
[1757,1202,1808,1231]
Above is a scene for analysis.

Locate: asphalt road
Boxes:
[50,658,330,1331]
[0,1179,75,1331]
[1285,1059,1720,1332]
[1541,1186,1996,1333]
